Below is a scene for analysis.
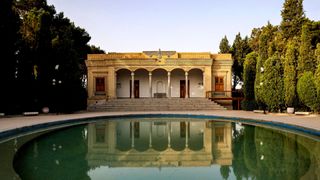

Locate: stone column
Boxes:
[185,71,189,98]
[115,72,117,99]
[149,122,152,148]
[203,71,206,97]
[167,71,171,98]
[131,122,135,148]
[185,121,189,148]
[149,72,152,98]
[131,72,134,99]
[167,122,171,148]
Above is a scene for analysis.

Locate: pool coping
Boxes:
[0,111,319,141]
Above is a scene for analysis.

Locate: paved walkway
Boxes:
[0,110,319,133]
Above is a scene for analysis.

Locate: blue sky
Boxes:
[47,0,320,53]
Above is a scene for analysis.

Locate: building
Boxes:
[85,50,233,108]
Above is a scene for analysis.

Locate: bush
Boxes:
[261,55,284,112]
[241,99,257,111]
[297,71,320,112]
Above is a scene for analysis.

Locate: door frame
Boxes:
[130,80,140,98]
[180,80,190,98]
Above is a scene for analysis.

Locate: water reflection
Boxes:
[88,120,232,168]
[11,118,320,180]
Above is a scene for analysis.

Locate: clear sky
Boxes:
[47,0,320,53]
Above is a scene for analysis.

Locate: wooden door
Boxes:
[130,80,139,98]
[215,77,224,92]
[180,80,190,98]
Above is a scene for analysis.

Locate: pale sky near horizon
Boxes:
[47,0,320,53]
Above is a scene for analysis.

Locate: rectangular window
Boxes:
[95,77,105,94]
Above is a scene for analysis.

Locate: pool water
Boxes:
[2,117,319,179]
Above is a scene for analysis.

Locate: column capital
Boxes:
[167,71,171,76]
[149,72,152,76]
[185,71,188,76]
[131,72,135,76]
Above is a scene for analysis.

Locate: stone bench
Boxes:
[294,112,311,115]
[23,112,39,116]
[253,110,267,114]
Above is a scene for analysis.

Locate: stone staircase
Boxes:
[88,98,226,111]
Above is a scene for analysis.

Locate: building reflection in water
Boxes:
[87,119,232,168]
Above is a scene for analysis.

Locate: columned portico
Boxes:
[86,51,233,108]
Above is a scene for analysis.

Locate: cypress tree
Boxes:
[255,23,275,109]
[219,35,231,53]
[280,0,305,40]
[284,39,299,107]
[242,52,257,110]
[298,24,316,75]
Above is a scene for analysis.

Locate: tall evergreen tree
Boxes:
[219,35,231,53]
[0,0,20,113]
[284,39,299,107]
[298,24,316,75]
[280,0,305,40]
[242,52,257,110]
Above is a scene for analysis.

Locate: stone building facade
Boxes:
[85,50,233,107]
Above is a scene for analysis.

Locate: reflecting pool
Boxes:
[1,118,319,179]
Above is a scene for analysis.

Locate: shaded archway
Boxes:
[171,68,186,98]
[188,68,204,97]
[152,68,167,98]
[116,69,131,98]
[134,69,149,98]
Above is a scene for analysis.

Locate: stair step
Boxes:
[88,98,226,111]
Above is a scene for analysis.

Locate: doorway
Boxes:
[130,80,139,98]
[215,77,224,91]
[180,80,190,98]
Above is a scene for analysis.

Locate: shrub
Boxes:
[297,71,320,112]
[261,55,284,112]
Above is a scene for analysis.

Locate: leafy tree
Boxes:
[254,23,276,110]
[284,39,299,107]
[315,43,320,65]
[298,24,316,75]
[0,0,20,113]
[220,166,231,180]
[280,0,305,40]
[297,71,320,112]
[315,65,320,107]
[219,35,231,53]
[242,52,257,110]
[249,28,262,52]
[89,45,105,54]
[231,33,252,89]
[261,54,284,112]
